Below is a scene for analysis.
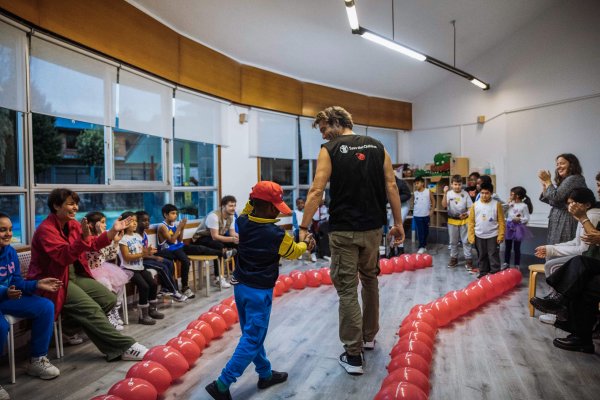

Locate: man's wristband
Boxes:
[299,226,309,230]
[580,218,591,225]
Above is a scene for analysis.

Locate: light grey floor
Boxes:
[5,243,600,400]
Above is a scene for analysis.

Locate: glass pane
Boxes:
[0,195,24,243]
[173,139,215,187]
[0,107,19,186]
[299,159,309,185]
[35,192,167,228]
[260,158,293,186]
[174,191,216,220]
[113,129,162,181]
[33,114,105,184]
[282,190,294,210]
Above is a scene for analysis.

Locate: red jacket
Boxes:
[27,213,111,318]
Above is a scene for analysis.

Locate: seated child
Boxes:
[84,212,133,331]
[135,210,187,302]
[205,181,314,400]
[0,212,62,392]
[118,212,165,325]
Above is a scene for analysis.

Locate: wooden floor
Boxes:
[5,242,600,400]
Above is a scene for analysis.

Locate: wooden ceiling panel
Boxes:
[0,0,40,25]
[368,96,412,130]
[302,83,370,126]
[241,66,302,115]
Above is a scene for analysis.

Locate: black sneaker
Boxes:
[339,352,363,375]
[205,381,232,400]
[257,370,288,389]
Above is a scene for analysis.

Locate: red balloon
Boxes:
[126,360,172,395]
[108,378,158,400]
[430,299,452,327]
[390,340,432,364]
[442,294,462,321]
[178,329,206,352]
[167,337,201,366]
[374,381,428,400]
[291,272,307,290]
[398,320,436,339]
[412,254,425,269]
[509,268,522,286]
[199,312,227,338]
[319,268,333,284]
[379,258,393,274]
[274,280,285,296]
[289,269,302,277]
[306,270,323,287]
[390,257,404,273]
[387,352,430,376]
[186,320,214,344]
[404,254,416,271]
[90,396,124,400]
[398,331,434,349]
[143,346,188,380]
[283,275,294,291]
[421,254,433,267]
[381,367,430,395]
[210,304,238,327]
[222,296,235,307]
[409,304,431,315]
[408,310,438,330]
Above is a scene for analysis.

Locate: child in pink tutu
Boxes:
[504,186,534,269]
[84,211,133,331]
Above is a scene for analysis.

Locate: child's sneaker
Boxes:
[339,352,363,375]
[363,340,376,351]
[182,287,196,299]
[205,381,232,400]
[215,276,232,289]
[122,342,148,361]
[225,249,237,259]
[447,257,458,268]
[0,385,9,400]
[62,333,84,345]
[465,259,474,271]
[310,253,317,262]
[257,370,288,389]
[27,356,60,379]
[476,272,488,279]
[539,314,557,325]
[108,310,124,331]
[469,267,479,274]
[172,291,188,302]
[417,247,427,254]
[502,262,509,270]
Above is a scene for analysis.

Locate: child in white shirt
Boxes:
[442,175,473,269]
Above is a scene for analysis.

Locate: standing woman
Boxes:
[539,153,587,244]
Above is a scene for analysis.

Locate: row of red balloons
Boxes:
[374,268,522,400]
[273,267,334,296]
[379,253,433,274]
[91,297,240,400]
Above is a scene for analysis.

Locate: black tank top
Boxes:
[323,134,387,232]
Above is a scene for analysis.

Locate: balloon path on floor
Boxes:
[91,252,511,400]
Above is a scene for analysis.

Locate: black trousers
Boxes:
[475,236,500,274]
[192,236,237,276]
[547,255,600,339]
[129,269,158,305]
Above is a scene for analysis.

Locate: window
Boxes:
[0,195,24,244]
[0,107,20,186]
[32,114,105,184]
[260,158,294,186]
[174,191,216,221]
[34,191,167,229]
[113,129,162,181]
[173,139,216,187]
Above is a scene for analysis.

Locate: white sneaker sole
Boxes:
[339,359,364,375]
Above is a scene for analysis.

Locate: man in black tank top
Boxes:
[299,106,405,376]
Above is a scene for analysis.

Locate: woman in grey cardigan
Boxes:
[538,153,587,245]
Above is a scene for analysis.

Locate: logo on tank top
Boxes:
[356,153,365,161]
[340,145,349,154]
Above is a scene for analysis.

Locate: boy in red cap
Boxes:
[206,181,314,400]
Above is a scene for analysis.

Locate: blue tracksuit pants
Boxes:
[0,295,55,358]
[219,283,273,386]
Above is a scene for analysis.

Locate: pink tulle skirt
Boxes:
[505,221,534,241]
[90,262,133,293]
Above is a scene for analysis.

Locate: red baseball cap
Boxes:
[250,181,292,215]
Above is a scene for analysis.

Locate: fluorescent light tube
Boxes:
[345,0,359,31]
[361,31,426,62]
[470,78,489,90]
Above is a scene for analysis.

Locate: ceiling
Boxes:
[126,0,560,102]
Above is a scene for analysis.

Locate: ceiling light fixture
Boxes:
[344,1,490,90]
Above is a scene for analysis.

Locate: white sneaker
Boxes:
[323,256,331,262]
[216,276,232,289]
[501,263,509,270]
[107,310,124,331]
[112,306,124,325]
[27,356,60,380]
[363,340,376,351]
[122,342,148,361]
[339,352,363,375]
[172,291,188,302]
[225,249,237,258]
[0,385,9,400]
[182,287,196,299]
[63,333,84,345]
[310,253,317,262]
[539,314,557,325]
[417,247,427,254]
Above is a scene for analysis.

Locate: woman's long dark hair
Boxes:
[555,153,582,186]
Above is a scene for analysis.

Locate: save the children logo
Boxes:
[340,145,349,154]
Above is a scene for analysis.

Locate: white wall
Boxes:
[407,0,600,226]
[220,105,258,212]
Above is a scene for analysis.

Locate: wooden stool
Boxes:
[223,256,235,279]
[528,264,546,317]
[188,255,221,297]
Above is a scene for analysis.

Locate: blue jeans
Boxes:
[413,216,430,248]
[0,295,55,358]
[219,283,273,386]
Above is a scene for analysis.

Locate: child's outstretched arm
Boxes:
[278,232,308,260]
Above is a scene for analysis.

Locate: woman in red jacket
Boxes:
[27,188,148,361]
